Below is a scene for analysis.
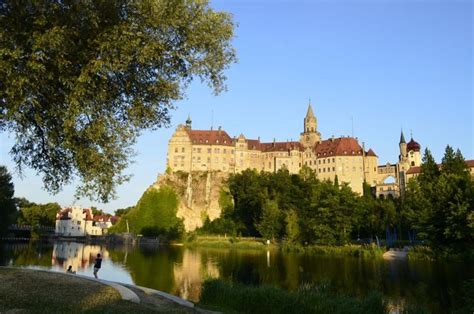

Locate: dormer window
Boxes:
[205,139,208,143]
[216,140,219,144]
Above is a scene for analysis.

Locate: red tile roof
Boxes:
[315,137,363,157]
[261,141,302,152]
[246,139,262,150]
[406,160,474,175]
[406,166,421,174]
[56,208,72,220]
[366,149,377,157]
[83,208,93,221]
[186,129,233,146]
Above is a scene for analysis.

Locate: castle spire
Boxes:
[185,114,192,129]
[399,130,406,144]
[306,99,315,119]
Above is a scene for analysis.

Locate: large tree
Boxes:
[0,166,16,235]
[0,0,236,202]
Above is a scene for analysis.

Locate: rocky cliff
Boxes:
[152,171,230,231]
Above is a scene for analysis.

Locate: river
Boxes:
[0,240,472,313]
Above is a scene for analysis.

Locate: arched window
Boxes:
[411,161,415,166]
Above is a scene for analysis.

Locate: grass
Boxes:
[0,267,191,313]
[184,236,273,250]
[198,279,387,314]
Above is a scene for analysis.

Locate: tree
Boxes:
[0,166,16,234]
[114,206,134,217]
[17,202,60,227]
[285,209,300,244]
[0,0,236,202]
[256,200,282,241]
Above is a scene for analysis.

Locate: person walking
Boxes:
[93,253,102,279]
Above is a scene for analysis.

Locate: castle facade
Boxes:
[167,102,422,195]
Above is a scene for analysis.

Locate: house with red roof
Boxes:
[55,205,113,237]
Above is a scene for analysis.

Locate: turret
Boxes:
[185,115,192,129]
[399,130,407,161]
[304,101,317,133]
[300,99,321,148]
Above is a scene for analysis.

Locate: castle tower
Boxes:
[304,102,317,133]
[185,115,192,129]
[399,130,407,162]
[407,133,421,167]
[300,100,321,148]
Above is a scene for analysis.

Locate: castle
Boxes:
[167,102,423,196]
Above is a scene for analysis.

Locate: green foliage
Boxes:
[285,210,300,243]
[256,200,282,241]
[16,202,60,228]
[0,0,236,202]
[199,279,386,314]
[402,146,474,248]
[114,206,133,217]
[0,166,16,235]
[110,186,183,240]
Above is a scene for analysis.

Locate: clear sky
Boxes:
[0,0,472,213]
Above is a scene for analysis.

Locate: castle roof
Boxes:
[406,160,474,175]
[366,148,378,157]
[261,141,302,152]
[407,138,421,152]
[315,137,363,157]
[246,139,262,150]
[400,131,406,144]
[186,129,233,146]
[306,103,315,118]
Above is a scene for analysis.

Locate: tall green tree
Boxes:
[0,166,16,235]
[256,200,282,241]
[0,0,236,202]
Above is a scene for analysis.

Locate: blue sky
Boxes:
[0,0,472,213]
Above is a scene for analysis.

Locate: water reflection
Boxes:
[52,242,107,272]
[0,240,472,313]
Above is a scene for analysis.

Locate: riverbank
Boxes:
[185,236,386,257]
[0,267,198,313]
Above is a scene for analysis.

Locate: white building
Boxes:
[55,205,113,237]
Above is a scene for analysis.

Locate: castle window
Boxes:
[175,148,178,153]
[240,152,243,157]
[333,167,335,171]
[332,158,335,163]
[206,139,208,143]
[216,140,219,144]
[193,148,196,152]
[207,148,211,153]
[207,158,211,162]
[224,149,227,153]
[182,148,185,153]
[309,161,312,165]
[197,148,201,153]
[323,168,326,173]
[411,161,415,166]
[318,160,321,164]
[318,169,321,173]
[215,148,219,153]
[269,162,271,167]
[323,159,325,164]
[198,157,201,161]
[174,163,177,167]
